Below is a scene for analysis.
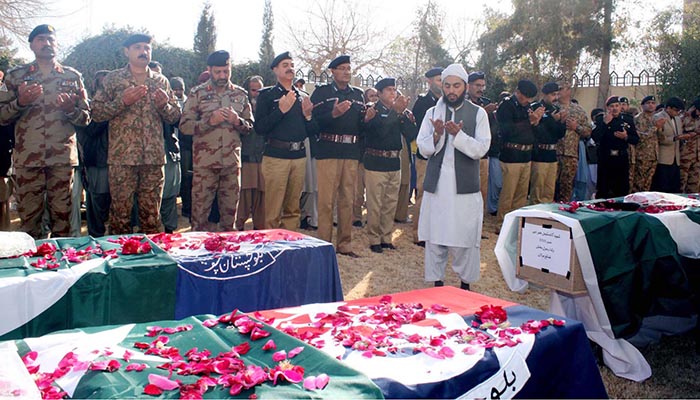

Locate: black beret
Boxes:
[468,71,485,83]
[517,80,538,98]
[641,95,656,105]
[170,77,185,90]
[328,55,350,69]
[606,96,620,106]
[541,82,560,94]
[619,96,629,104]
[666,96,685,110]
[425,67,443,78]
[28,24,55,42]
[207,50,230,66]
[375,77,396,91]
[123,33,152,48]
[270,51,292,69]
[656,104,665,112]
[591,108,605,120]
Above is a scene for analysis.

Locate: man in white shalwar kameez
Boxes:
[417,64,491,290]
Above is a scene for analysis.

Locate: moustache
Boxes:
[285,69,294,74]
[138,55,148,59]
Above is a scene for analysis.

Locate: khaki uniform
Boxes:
[555,101,591,202]
[394,136,411,222]
[92,67,181,234]
[180,81,253,231]
[680,114,700,193]
[632,112,658,193]
[0,61,89,238]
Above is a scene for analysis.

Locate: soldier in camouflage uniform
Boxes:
[555,81,591,202]
[0,25,90,238]
[180,51,253,231]
[632,96,659,193]
[91,33,181,235]
[680,97,700,193]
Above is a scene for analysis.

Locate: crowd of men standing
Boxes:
[2,24,700,290]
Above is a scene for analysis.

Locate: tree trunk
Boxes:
[597,0,613,108]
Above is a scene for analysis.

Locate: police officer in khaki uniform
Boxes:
[0,24,90,238]
[364,78,418,253]
[254,52,319,230]
[92,33,181,235]
[310,55,366,258]
[180,51,253,232]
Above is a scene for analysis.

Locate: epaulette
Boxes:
[258,86,275,95]
[231,83,248,96]
[61,65,83,78]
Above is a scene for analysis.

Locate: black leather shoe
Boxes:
[434,280,444,287]
[300,217,310,230]
[370,244,383,253]
[460,281,470,291]
[414,241,425,247]
[337,251,360,259]
[380,242,396,250]
[352,220,363,227]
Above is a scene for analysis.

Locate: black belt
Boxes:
[267,138,305,152]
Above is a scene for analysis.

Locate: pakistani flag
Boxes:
[0,235,178,340]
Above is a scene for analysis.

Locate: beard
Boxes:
[214,78,228,87]
[445,91,466,107]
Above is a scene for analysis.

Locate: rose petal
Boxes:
[315,373,330,389]
[202,318,219,328]
[143,384,163,396]
[250,326,270,341]
[272,350,287,362]
[148,373,180,391]
[282,369,304,383]
[123,350,133,362]
[126,363,148,372]
[303,376,317,390]
[287,346,304,359]
[262,339,277,351]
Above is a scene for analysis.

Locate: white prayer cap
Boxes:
[441,63,469,84]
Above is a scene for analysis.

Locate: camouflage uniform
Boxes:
[180,81,253,231]
[680,114,700,193]
[0,61,89,238]
[555,101,591,202]
[91,67,181,234]
[632,111,658,193]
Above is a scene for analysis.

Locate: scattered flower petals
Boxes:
[148,373,180,391]
[262,339,276,351]
[287,346,304,359]
[126,363,148,372]
[143,384,163,396]
[272,350,287,362]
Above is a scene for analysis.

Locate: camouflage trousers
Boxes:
[109,164,164,235]
[15,166,73,239]
[556,156,578,202]
[632,159,656,193]
[192,166,240,232]
[680,155,700,193]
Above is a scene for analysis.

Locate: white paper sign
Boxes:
[520,222,572,277]
[458,348,531,400]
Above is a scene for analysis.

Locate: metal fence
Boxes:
[295,69,666,91]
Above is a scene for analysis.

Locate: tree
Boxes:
[0,0,49,40]
[652,0,700,101]
[258,0,276,85]
[62,27,199,93]
[193,2,217,74]
[596,0,614,108]
[477,0,610,94]
[381,1,454,97]
[0,34,23,72]
[285,0,389,72]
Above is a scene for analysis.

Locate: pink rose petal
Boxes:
[148,373,180,391]
[272,350,287,362]
[262,339,277,351]
[287,346,304,359]
[303,376,317,390]
[315,373,330,389]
